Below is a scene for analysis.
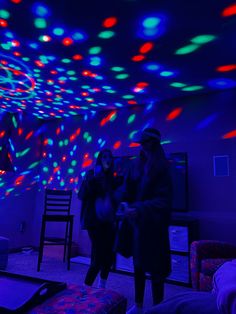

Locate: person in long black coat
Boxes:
[78,149,123,288]
[118,128,173,314]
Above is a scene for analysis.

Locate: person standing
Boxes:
[78,149,123,288]
[118,128,173,314]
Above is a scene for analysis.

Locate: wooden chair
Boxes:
[37,189,73,271]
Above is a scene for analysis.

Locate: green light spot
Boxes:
[42,180,47,185]
[129,130,138,139]
[43,167,49,172]
[87,136,92,143]
[143,17,160,28]
[110,113,117,122]
[170,82,187,88]
[115,73,129,79]
[128,114,136,124]
[53,28,64,36]
[83,132,89,139]
[71,160,77,166]
[67,70,76,75]
[28,161,41,169]
[161,140,171,145]
[191,35,216,44]
[89,46,102,54]
[0,10,10,19]
[61,58,71,63]
[60,181,65,187]
[68,168,74,174]
[98,31,115,39]
[111,67,125,72]
[122,95,135,99]
[182,85,203,91]
[12,116,17,128]
[34,18,47,29]
[64,139,69,146]
[175,44,200,55]
[53,162,58,167]
[1,43,11,50]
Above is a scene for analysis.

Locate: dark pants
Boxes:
[85,223,115,286]
[134,267,165,306]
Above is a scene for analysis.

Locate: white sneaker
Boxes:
[126,304,144,314]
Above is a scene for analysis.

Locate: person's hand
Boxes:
[123,204,137,218]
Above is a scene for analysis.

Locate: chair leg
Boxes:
[63,221,69,262]
[37,218,46,272]
[67,218,73,270]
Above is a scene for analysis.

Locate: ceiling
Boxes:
[0,0,236,119]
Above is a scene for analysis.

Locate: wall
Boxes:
[0,112,43,249]
[33,88,236,256]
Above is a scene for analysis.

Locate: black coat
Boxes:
[119,157,172,277]
[78,170,123,229]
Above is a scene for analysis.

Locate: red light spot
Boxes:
[70,134,76,142]
[50,70,58,75]
[73,54,83,60]
[222,129,236,139]
[166,107,183,121]
[103,17,118,28]
[137,82,148,88]
[113,141,121,149]
[11,40,20,47]
[18,128,23,136]
[222,4,236,17]
[25,131,33,140]
[139,42,154,54]
[82,159,93,168]
[100,110,117,126]
[11,0,22,3]
[62,156,66,162]
[81,92,89,96]
[129,142,140,147]
[127,100,137,105]
[54,166,60,173]
[0,19,8,27]
[13,51,21,57]
[43,139,49,145]
[35,60,44,67]
[56,128,61,135]
[82,70,92,76]
[216,64,236,72]
[0,131,6,138]
[62,37,73,46]
[42,152,47,158]
[14,175,24,186]
[132,54,146,62]
[42,35,51,42]
[76,128,81,135]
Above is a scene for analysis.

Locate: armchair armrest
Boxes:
[190,240,236,290]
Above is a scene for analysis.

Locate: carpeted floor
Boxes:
[7,250,192,312]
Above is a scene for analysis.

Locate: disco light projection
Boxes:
[0,54,36,100]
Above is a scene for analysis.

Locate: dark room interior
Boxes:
[0,0,236,313]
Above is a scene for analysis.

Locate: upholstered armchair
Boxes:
[190,240,236,291]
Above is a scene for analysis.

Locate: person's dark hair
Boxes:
[140,140,168,180]
[96,148,114,174]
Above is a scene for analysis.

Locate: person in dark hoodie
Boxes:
[78,148,123,289]
[118,128,173,314]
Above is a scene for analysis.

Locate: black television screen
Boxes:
[167,152,188,212]
[114,152,188,212]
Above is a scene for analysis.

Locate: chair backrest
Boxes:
[44,189,72,215]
